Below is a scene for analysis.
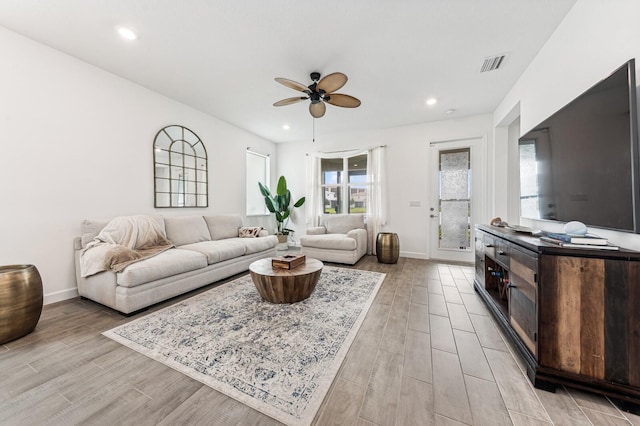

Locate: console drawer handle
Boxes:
[498,250,506,255]
[485,244,494,248]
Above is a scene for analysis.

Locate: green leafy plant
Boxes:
[258,176,305,235]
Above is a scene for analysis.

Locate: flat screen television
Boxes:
[518,59,640,233]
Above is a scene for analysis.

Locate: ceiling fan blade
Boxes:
[325,93,361,108]
[317,72,348,93]
[275,77,309,93]
[309,102,326,118]
[273,97,307,107]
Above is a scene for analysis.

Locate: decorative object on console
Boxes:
[545,232,608,245]
[490,217,508,227]
[103,266,385,426]
[563,220,588,236]
[505,224,541,235]
[273,71,361,118]
[543,221,617,249]
[539,236,619,250]
[0,264,43,344]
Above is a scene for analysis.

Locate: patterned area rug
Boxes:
[103,266,385,426]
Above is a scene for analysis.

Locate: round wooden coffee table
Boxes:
[249,258,323,303]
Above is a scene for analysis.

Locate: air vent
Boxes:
[481,54,506,72]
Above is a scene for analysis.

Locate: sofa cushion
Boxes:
[229,235,278,254]
[204,214,243,240]
[300,233,358,251]
[178,240,246,264]
[164,215,211,246]
[116,248,207,287]
[323,214,365,234]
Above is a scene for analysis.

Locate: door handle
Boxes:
[430,214,437,218]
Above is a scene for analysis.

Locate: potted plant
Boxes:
[258,176,305,244]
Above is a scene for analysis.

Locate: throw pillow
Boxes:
[239,226,263,238]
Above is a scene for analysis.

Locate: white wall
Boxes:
[277,115,493,259]
[0,27,277,304]
[492,0,640,250]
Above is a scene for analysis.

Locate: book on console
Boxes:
[545,232,608,245]
[540,236,619,250]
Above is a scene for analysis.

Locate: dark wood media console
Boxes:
[474,224,640,411]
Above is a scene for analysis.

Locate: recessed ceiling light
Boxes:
[426,98,437,106]
[445,109,456,115]
[282,124,290,130]
[117,26,138,41]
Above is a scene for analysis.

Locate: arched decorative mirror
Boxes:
[154,125,208,208]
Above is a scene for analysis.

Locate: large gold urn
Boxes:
[0,265,43,344]
[376,232,400,264]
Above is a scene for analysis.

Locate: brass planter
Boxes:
[376,233,400,264]
[0,264,43,344]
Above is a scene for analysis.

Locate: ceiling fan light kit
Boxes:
[273,71,361,118]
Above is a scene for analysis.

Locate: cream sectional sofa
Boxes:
[74,214,278,314]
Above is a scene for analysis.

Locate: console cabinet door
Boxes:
[474,231,485,288]
[538,256,640,385]
[509,246,538,357]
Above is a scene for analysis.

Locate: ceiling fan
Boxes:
[273,72,361,118]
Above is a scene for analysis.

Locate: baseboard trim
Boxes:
[44,287,79,305]
[399,251,429,260]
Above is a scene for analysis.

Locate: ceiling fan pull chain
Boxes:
[312,118,315,143]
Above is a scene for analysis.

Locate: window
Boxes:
[321,153,368,214]
[518,141,540,219]
[246,150,270,215]
[154,125,208,208]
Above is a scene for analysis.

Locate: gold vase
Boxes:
[0,264,43,344]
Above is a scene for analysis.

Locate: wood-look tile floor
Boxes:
[2,256,639,425]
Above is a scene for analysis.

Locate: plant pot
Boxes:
[277,234,288,244]
[0,264,43,344]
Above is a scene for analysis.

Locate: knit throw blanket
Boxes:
[80,215,174,277]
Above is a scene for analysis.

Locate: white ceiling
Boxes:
[0,0,577,143]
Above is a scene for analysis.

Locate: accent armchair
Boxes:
[300,214,367,265]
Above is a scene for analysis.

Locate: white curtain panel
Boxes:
[305,154,321,227]
[366,146,387,255]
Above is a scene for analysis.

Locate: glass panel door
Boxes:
[439,148,471,250]
[429,138,483,262]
